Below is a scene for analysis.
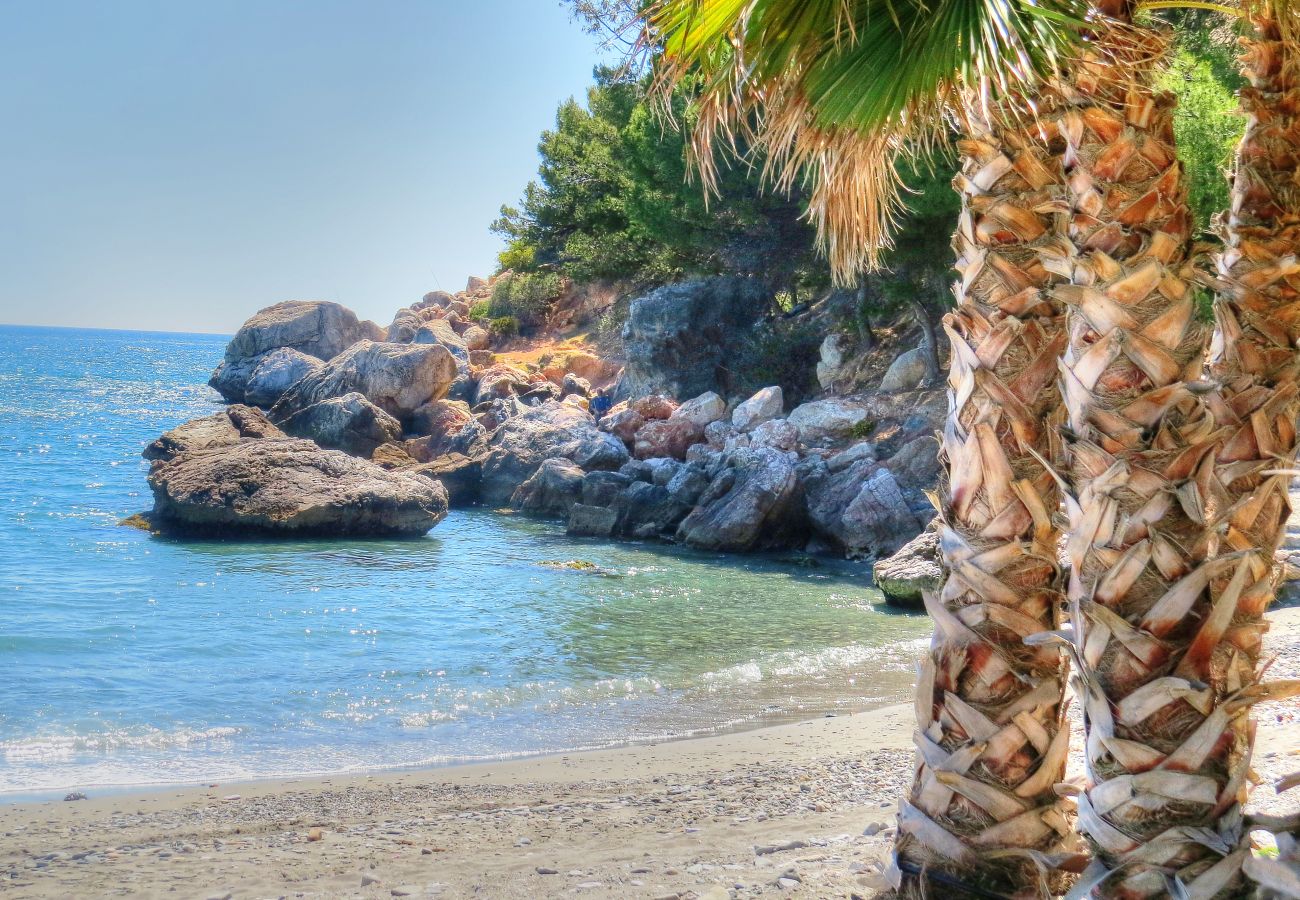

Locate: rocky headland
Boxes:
[138,277,946,586]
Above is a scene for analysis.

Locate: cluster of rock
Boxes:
[141,284,942,565]
[512,385,941,559]
[140,290,627,537]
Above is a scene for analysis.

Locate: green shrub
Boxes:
[488,271,563,328]
[468,300,490,321]
[488,316,519,339]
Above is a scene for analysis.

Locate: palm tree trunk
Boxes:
[1208,14,1300,893]
[1049,12,1300,897]
[889,109,1079,898]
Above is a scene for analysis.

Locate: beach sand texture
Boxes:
[3,607,1297,899]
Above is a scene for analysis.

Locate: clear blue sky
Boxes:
[0,1,607,334]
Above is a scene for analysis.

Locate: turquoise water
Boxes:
[0,324,929,800]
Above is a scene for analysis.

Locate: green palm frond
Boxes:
[643,0,1087,278]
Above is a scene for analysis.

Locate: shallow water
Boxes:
[0,324,929,800]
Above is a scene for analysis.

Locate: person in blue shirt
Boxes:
[589,388,613,420]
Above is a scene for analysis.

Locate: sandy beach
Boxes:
[3,607,1297,900]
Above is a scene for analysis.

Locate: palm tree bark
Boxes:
[1208,14,1300,894]
[1052,12,1300,897]
[889,110,1079,898]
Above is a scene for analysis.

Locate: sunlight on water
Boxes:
[0,325,931,799]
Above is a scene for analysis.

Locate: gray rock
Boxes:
[511,458,585,518]
[210,300,384,402]
[480,401,629,506]
[582,470,634,506]
[827,441,877,472]
[872,528,940,609]
[618,277,771,400]
[243,347,323,408]
[878,347,929,393]
[567,503,619,538]
[670,391,727,427]
[387,308,422,343]
[466,275,488,293]
[786,398,870,445]
[676,447,803,552]
[463,325,490,352]
[664,465,710,507]
[271,340,459,423]
[144,405,285,463]
[148,439,448,536]
[278,392,402,458]
[731,386,783,431]
[805,461,924,558]
[561,373,592,399]
[748,418,799,451]
[816,333,849,390]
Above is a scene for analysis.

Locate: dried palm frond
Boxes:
[641,0,1088,280]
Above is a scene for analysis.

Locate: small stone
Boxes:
[535,867,558,875]
[222,795,241,802]
[421,847,433,855]
[576,882,603,889]
[63,792,87,802]
[862,822,885,837]
[361,873,381,887]
[777,877,801,890]
[514,837,531,846]
[205,894,233,900]
[390,889,416,898]
[307,828,323,842]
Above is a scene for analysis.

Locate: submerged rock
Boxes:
[143,405,285,463]
[147,439,448,536]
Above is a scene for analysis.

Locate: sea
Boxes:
[0,324,929,801]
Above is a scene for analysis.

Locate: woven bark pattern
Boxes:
[1206,19,1300,897]
[891,114,1078,899]
[1051,25,1278,898]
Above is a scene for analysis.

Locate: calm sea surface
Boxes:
[0,324,929,800]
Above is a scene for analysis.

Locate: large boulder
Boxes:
[670,391,727,427]
[278,392,402,458]
[872,528,940,609]
[878,347,930,393]
[511,458,585,518]
[209,301,384,402]
[630,395,677,421]
[675,447,804,552]
[731,386,784,431]
[473,363,530,406]
[271,340,458,423]
[805,460,925,558]
[618,277,770,399]
[787,399,871,445]
[600,407,646,449]
[463,326,490,352]
[480,401,629,505]
[143,405,285,463]
[147,439,448,537]
[387,308,422,343]
[243,347,322,408]
[633,418,704,461]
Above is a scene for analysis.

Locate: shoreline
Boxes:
[2,607,1296,898]
[0,689,911,807]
